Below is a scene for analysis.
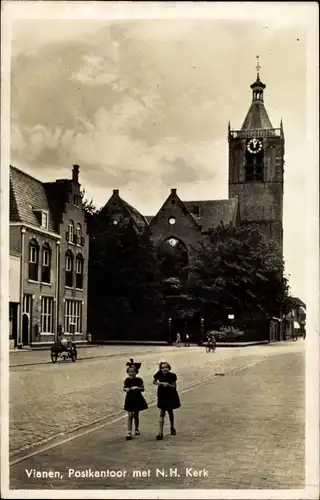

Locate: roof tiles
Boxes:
[184,198,238,231]
[10,166,56,232]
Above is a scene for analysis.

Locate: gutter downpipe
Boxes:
[18,227,26,348]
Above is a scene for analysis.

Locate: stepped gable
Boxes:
[44,178,72,231]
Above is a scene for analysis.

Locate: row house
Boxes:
[9,164,89,347]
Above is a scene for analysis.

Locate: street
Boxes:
[9,341,305,489]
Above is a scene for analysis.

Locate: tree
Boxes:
[80,188,99,235]
[87,218,165,340]
[189,224,289,325]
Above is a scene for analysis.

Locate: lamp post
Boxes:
[200,317,204,343]
[168,317,172,344]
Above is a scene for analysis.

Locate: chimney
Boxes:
[72,165,79,183]
[171,188,177,195]
[113,189,119,196]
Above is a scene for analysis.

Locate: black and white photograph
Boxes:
[1,2,319,498]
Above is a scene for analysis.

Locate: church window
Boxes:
[255,164,264,182]
[160,238,188,282]
[167,238,179,247]
[245,163,264,182]
[245,164,254,182]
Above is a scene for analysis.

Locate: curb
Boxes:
[10,344,98,353]
[9,348,158,368]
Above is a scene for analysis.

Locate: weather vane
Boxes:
[256,55,261,77]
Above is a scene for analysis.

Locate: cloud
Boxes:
[8,17,311,298]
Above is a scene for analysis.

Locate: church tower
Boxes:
[228,58,284,253]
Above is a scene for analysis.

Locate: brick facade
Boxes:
[9,165,89,347]
[149,189,203,259]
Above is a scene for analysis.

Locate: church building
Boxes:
[100,64,284,264]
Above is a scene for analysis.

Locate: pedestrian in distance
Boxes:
[175,332,181,347]
[185,333,190,347]
[292,321,300,341]
[153,360,181,440]
[123,358,148,440]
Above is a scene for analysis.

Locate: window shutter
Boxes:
[66,231,69,241]
[81,237,85,246]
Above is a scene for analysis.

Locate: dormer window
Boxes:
[41,211,48,229]
[73,195,79,207]
[33,209,49,230]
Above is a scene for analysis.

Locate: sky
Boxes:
[6,2,318,301]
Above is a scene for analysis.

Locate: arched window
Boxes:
[65,251,74,287]
[75,254,84,289]
[68,221,74,243]
[160,238,188,282]
[28,239,39,281]
[76,223,82,244]
[41,243,51,284]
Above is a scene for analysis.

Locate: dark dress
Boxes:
[153,371,181,410]
[124,376,148,412]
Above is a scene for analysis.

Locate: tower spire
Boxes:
[240,58,273,130]
[249,56,266,103]
[256,55,261,80]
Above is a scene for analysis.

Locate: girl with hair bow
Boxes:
[123,358,148,440]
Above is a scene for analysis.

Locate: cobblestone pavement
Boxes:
[9,341,305,490]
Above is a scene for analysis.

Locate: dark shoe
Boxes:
[156,433,163,440]
[171,428,176,435]
[135,429,140,436]
[126,434,132,440]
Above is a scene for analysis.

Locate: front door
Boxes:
[22,314,29,346]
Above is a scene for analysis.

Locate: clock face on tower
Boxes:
[247,138,263,154]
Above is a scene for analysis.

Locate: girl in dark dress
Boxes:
[123,359,148,440]
[153,361,181,440]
